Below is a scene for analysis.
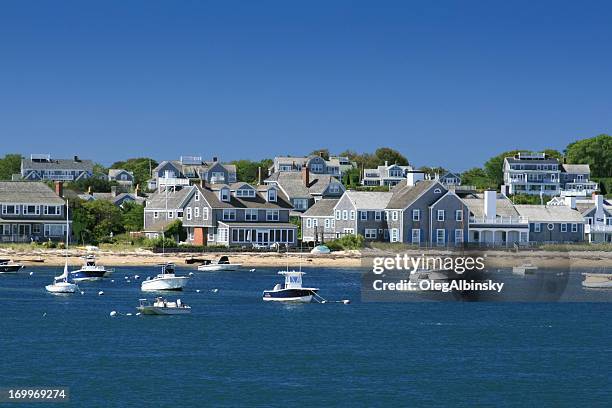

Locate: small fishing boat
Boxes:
[0,259,24,273]
[512,264,538,275]
[582,273,612,288]
[70,255,111,282]
[263,271,318,302]
[310,245,331,254]
[137,297,192,315]
[46,261,79,294]
[141,263,189,291]
[197,256,242,272]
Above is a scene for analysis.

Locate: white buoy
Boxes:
[249,268,255,272]
[321,300,327,304]
[124,276,128,279]
[98,291,104,296]
[212,288,219,293]
[43,312,47,317]
[126,313,133,316]
[111,279,115,283]
[110,311,117,317]
[29,271,34,276]
[136,312,141,316]
[126,280,131,283]
[196,289,201,293]
[343,300,350,304]
[189,272,194,276]
[134,275,140,280]
[80,291,85,295]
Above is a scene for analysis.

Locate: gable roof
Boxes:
[561,164,590,174]
[145,186,195,210]
[461,193,519,218]
[302,198,339,217]
[195,185,292,210]
[108,169,133,178]
[265,172,342,199]
[343,191,393,210]
[386,180,443,209]
[22,157,94,171]
[0,181,65,204]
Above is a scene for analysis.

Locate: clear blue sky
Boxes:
[1,0,610,171]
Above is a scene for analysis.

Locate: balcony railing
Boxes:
[469,216,529,225]
[585,224,612,233]
[158,177,190,187]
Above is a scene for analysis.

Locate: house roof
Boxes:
[302,198,339,217]
[504,157,559,165]
[265,172,342,199]
[514,205,585,222]
[0,181,65,204]
[344,191,394,210]
[22,157,94,171]
[197,185,293,210]
[461,194,520,218]
[386,180,441,209]
[145,186,195,210]
[561,164,590,174]
[218,221,297,229]
[108,169,133,178]
[143,218,175,232]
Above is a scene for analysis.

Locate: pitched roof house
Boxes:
[148,156,237,191]
[21,154,94,182]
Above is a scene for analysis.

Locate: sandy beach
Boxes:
[2,247,611,269]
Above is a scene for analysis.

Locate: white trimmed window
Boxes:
[455,210,463,221]
[195,191,200,201]
[455,229,463,244]
[437,210,445,221]
[202,207,209,220]
[194,207,200,218]
[245,209,258,221]
[306,218,312,228]
[561,223,567,232]
[360,211,368,221]
[365,229,377,239]
[342,210,348,220]
[390,228,399,243]
[186,207,192,220]
[392,211,398,221]
[571,223,578,232]
[153,211,159,219]
[375,211,381,221]
[350,210,356,220]
[267,189,277,202]
[266,210,279,221]
[436,229,445,245]
[412,209,420,221]
[222,209,236,221]
[411,229,420,244]
[335,210,341,220]
[220,188,230,202]
[168,211,174,219]
[324,218,330,229]
[534,223,541,233]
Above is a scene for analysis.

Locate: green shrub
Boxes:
[326,234,365,251]
[142,237,178,249]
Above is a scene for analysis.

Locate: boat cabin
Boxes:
[278,271,305,289]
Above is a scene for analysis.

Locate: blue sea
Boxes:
[1,266,611,407]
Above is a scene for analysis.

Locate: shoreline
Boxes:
[2,247,611,269]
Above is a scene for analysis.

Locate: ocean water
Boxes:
[0,265,611,407]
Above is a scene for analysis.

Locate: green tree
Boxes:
[121,202,144,232]
[419,166,447,178]
[483,150,524,188]
[373,147,409,167]
[165,220,187,242]
[74,200,124,243]
[342,167,361,187]
[231,159,272,183]
[110,157,158,188]
[565,134,612,178]
[309,149,330,160]
[461,167,497,190]
[0,153,22,180]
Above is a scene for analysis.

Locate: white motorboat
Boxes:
[137,297,192,315]
[512,264,538,275]
[582,273,612,288]
[46,261,79,294]
[0,259,24,274]
[197,256,242,271]
[141,263,189,291]
[263,271,319,302]
[409,269,450,286]
[70,255,112,282]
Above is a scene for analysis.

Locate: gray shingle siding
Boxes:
[528,222,584,242]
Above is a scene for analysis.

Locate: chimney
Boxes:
[74,155,80,162]
[385,160,388,167]
[55,181,64,198]
[111,186,117,197]
[258,167,262,185]
[564,196,576,210]
[406,171,424,186]
[87,185,92,195]
[302,166,310,187]
[594,194,604,220]
[212,156,218,162]
[135,184,140,197]
[484,191,497,221]
[200,178,206,188]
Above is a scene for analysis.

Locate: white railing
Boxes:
[470,216,529,225]
[585,224,612,233]
[158,177,190,187]
[42,174,75,181]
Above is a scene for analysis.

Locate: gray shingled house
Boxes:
[20,154,94,182]
[0,181,68,242]
[301,198,340,243]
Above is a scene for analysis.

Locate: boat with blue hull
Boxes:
[263,271,318,303]
[70,255,111,282]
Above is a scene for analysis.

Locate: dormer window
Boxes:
[195,191,200,202]
[220,188,230,202]
[268,188,277,202]
[236,188,256,198]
